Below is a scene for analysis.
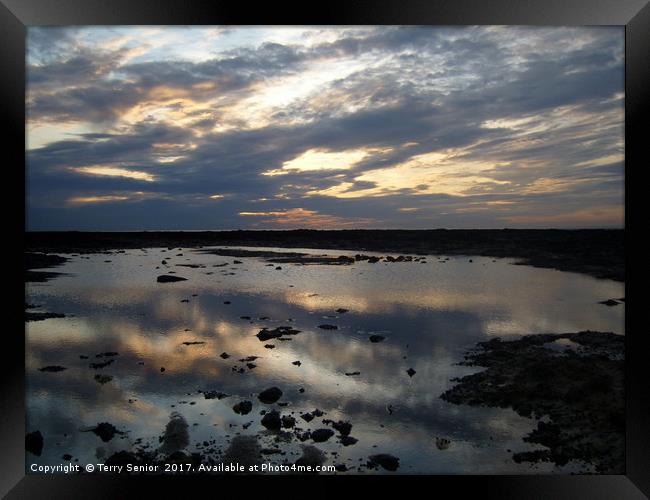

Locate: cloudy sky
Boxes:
[26,26,624,230]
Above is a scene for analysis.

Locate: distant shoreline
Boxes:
[25,229,624,282]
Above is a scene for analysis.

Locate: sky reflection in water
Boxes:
[26,247,624,473]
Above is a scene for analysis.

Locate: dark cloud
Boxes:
[26,27,624,230]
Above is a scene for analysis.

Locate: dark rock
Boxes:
[233,401,253,415]
[311,429,335,442]
[331,421,352,436]
[340,436,358,446]
[220,352,230,359]
[160,367,166,372]
[406,368,416,377]
[368,454,400,471]
[369,335,385,343]
[264,344,275,349]
[94,374,112,384]
[318,324,338,330]
[62,454,73,461]
[301,413,314,422]
[38,365,67,372]
[156,275,187,283]
[26,312,66,322]
[599,299,620,306]
[203,391,229,400]
[26,431,43,456]
[92,422,120,442]
[182,341,205,345]
[257,326,301,341]
[261,410,282,431]
[345,371,360,376]
[258,387,283,404]
[295,445,326,468]
[292,361,302,366]
[90,359,114,369]
[336,308,349,314]
[282,415,296,428]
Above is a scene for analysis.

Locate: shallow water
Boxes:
[25,246,624,474]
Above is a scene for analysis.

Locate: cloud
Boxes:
[26,26,624,230]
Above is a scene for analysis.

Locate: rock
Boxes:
[369,335,385,343]
[301,413,314,422]
[257,326,301,341]
[292,361,302,366]
[345,371,360,376]
[261,410,282,430]
[239,356,259,362]
[311,429,335,442]
[246,363,256,370]
[62,454,73,461]
[406,368,416,377]
[38,365,67,372]
[264,344,275,349]
[282,415,296,428]
[435,437,451,450]
[233,401,253,415]
[160,367,166,372]
[220,352,230,359]
[318,324,338,330]
[26,312,66,322]
[223,301,231,305]
[156,275,188,283]
[92,422,120,442]
[340,436,358,446]
[331,421,352,436]
[89,359,114,369]
[258,387,283,404]
[336,308,349,314]
[158,413,189,454]
[368,454,400,471]
[182,341,205,345]
[599,299,620,306]
[203,391,229,400]
[26,431,43,456]
[94,374,112,384]
[295,445,326,468]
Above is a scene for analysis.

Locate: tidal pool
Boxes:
[25,246,624,474]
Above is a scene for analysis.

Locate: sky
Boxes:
[26,26,624,230]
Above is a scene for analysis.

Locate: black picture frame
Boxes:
[4,1,647,497]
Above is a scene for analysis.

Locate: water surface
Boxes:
[26,246,624,473]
